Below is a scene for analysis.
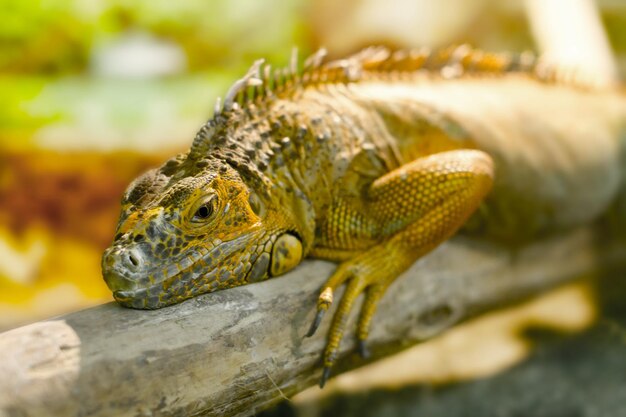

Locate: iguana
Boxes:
[101,45,626,387]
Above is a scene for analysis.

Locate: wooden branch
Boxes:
[0,228,623,417]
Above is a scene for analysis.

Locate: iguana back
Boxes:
[345,73,626,242]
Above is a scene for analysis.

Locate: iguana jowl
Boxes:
[101,46,626,387]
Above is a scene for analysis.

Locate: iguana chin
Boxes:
[102,45,626,387]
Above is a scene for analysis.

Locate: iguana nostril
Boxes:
[128,254,139,266]
[122,248,143,271]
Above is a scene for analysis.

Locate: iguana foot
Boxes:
[312,249,401,387]
[308,150,494,387]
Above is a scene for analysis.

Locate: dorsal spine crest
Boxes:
[209,44,547,122]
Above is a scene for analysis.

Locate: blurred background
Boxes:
[1,0,626,414]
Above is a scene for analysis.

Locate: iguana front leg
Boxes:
[308,149,494,387]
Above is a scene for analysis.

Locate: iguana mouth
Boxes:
[103,233,263,309]
[109,264,220,309]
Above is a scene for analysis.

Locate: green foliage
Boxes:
[0,0,311,147]
[0,0,310,74]
[0,0,89,73]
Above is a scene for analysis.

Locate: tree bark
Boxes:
[0,227,623,417]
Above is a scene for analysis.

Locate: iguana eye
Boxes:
[193,198,216,221]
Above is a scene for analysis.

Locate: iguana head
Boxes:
[101,152,304,309]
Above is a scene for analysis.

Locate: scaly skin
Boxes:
[102,46,626,387]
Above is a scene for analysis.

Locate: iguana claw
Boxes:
[358,340,370,359]
[319,366,332,388]
[306,309,326,337]
[307,286,334,337]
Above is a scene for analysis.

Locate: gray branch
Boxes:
[0,227,623,417]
